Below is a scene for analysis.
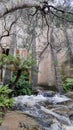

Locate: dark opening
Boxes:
[2,48,9,56]
[6,49,9,56]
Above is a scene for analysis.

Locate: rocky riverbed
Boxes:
[0,91,73,130]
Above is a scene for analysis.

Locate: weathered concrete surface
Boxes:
[36,26,73,88]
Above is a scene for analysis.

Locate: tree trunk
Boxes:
[50,28,64,94]
[63,25,73,63]
[31,28,38,89]
[3,13,17,85]
[11,69,22,89]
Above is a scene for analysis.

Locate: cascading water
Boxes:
[13,91,73,130]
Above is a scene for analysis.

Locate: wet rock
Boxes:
[69,114,73,120]
[37,118,53,128]
[69,113,73,124]
[63,126,73,130]
[41,106,71,125]
[49,122,62,130]
[65,92,73,99]
[67,103,73,110]
[3,92,73,130]
[42,119,62,130]
[38,91,56,97]
[1,111,42,130]
[52,105,69,116]
[0,126,11,130]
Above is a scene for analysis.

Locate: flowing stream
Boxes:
[14,91,73,130]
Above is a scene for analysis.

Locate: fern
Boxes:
[63,78,73,92]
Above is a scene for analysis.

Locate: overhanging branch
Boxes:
[0,0,42,18]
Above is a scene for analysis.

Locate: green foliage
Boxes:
[0,53,36,96]
[63,78,73,92]
[0,112,3,124]
[0,53,36,73]
[0,118,3,125]
[0,54,7,66]
[0,53,36,71]
[0,85,14,125]
[0,85,14,108]
[7,54,36,95]
[10,72,33,96]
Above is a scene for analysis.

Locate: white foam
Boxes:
[51,94,71,104]
[14,95,47,107]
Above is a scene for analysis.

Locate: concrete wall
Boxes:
[37,26,73,88]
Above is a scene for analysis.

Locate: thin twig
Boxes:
[50,10,73,23]
[48,5,73,16]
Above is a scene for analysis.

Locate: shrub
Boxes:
[0,85,14,125]
[9,72,33,96]
[63,78,73,92]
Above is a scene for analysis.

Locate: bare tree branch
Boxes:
[48,5,73,16]
[0,0,41,18]
[50,10,73,23]
[0,12,21,49]
[0,0,73,20]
